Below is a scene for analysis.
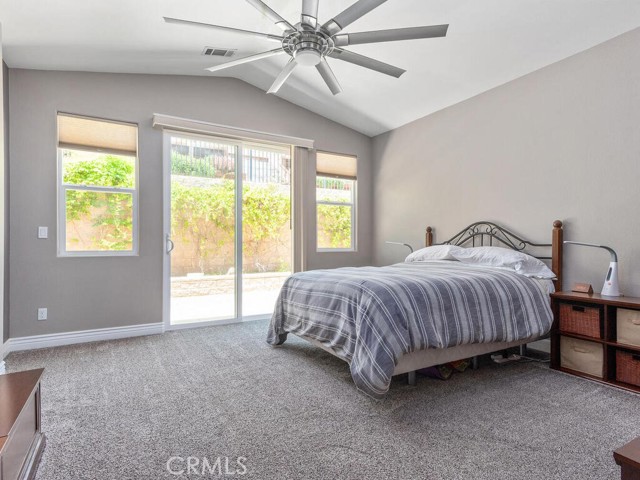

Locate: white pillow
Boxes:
[405,245,464,263]
[450,246,556,279]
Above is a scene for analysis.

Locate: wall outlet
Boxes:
[37,308,47,321]
[38,226,48,239]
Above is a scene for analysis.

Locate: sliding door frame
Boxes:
[163,130,244,330]
[162,130,296,331]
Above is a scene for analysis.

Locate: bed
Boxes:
[267,220,564,398]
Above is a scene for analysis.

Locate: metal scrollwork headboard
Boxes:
[437,222,550,258]
[425,220,564,291]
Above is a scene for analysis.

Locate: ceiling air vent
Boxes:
[202,47,236,57]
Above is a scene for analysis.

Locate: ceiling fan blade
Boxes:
[328,48,405,78]
[301,0,320,29]
[245,0,295,32]
[163,17,283,43]
[322,0,388,35]
[333,24,449,47]
[206,49,286,73]
[267,58,298,94]
[316,59,342,95]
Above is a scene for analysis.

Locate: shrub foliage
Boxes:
[64,155,134,250]
[64,156,352,264]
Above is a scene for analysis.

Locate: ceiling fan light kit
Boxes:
[294,50,322,66]
[164,0,449,95]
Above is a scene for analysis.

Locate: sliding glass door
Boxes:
[241,144,292,317]
[163,132,291,327]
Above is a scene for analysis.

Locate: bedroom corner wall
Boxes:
[8,70,372,339]
[372,27,640,297]
[2,61,8,348]
[0,28,6,358]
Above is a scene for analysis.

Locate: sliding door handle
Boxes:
[166,234,175,253]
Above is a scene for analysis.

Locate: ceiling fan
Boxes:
[164,0,449,95]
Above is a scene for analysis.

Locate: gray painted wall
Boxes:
[3,61,8,343]
[372,27,640,297]
[8,69,372,338]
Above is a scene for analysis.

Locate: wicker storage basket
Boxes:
[616,350,640,387]
[559,303,601,338]
[560,336,603,378]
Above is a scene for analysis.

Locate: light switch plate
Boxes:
[38,226,48,239]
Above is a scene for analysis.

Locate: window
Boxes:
[57,113,138,256]
[316,152,357,251]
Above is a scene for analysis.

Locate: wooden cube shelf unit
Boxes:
[551,292,640,393]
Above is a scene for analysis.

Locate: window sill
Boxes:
[316,248,357,253]
[58,251,139,258]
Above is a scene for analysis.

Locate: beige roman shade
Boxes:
[58,113,138,156]
[316,152,357,180]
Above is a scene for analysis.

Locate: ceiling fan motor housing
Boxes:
[283,28,334,67]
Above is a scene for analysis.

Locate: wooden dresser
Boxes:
[615,437,640,480]
[0,369,45,480]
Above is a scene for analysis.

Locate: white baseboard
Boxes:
[0,360,5,374]
[6,322,164,353]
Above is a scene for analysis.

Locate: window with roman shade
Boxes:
[315,152,357,251]
[57,113,139,256]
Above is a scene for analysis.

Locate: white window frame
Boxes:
[57,136,139,258]
[316,152,357,253]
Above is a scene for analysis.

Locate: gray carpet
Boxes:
[5,320,639,480]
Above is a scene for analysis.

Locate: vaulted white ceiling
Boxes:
[1,0,639,136]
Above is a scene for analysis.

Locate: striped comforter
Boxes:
[267,262,553,398]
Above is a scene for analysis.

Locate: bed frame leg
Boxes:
[519,344,527,357]
[472,356,479,370]
[407,371,417,386]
